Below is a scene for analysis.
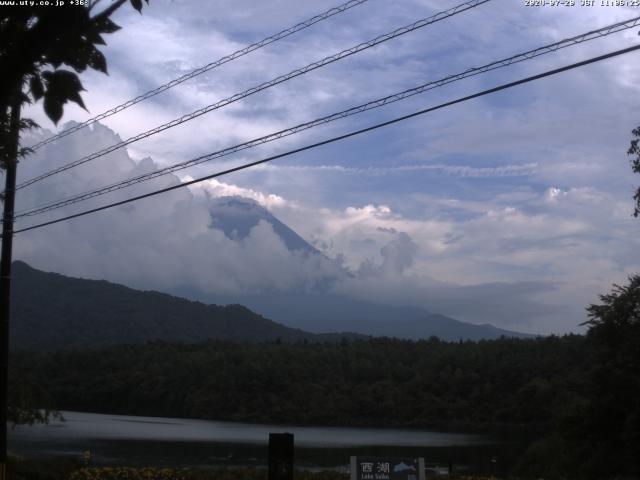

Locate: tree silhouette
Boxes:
[0,0,149,474]
[579,276,640,478]
[627,127,640,217]
[1,0,148,137]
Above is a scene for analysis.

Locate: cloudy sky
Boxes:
[10,0,640,334]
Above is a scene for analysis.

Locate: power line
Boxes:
[26,0,371,151]
[15,0,489,191]
[10,44,640,236]
[14,15,640,219]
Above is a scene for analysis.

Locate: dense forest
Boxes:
[10,329,639,479]
[10,336,587,430]
[6,335,595,479]
[10,275,640,479]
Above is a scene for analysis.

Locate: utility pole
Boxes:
[0,5,145,477]
[0,98,21,480]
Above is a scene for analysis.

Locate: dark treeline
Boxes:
[9,330,640,478]
[11,336,586,429]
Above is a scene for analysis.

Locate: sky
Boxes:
[10,0,640,334]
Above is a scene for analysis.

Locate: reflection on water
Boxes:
[9,411,522,475]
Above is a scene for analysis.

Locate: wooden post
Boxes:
[268,432,294,480]
[0,98,21,480]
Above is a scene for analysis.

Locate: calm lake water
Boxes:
[8,411,521,474]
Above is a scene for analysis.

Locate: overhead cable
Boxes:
[15,15,640,219]
[15,0,489,191]
[26,0,371,151]
[11,44,640,236]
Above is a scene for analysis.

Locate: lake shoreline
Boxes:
[39,407,543,437]
[8,410,523,475]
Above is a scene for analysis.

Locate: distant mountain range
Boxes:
[208,291,531,341]
[9,196,531,350]
[199,196,532,341]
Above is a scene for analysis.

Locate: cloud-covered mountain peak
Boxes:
[208,196,320,256]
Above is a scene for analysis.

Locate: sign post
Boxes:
[350,457,425,480]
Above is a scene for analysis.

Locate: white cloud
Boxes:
[12,0,640,335]
[251,162,538,177]
[15,102,640,334]
[14,125,341,296]
[191,179,288,210]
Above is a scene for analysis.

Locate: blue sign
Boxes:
[350,457,425,480]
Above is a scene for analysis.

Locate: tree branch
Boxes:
[90,0,127,21]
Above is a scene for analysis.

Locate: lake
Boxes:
[8,411,521,475]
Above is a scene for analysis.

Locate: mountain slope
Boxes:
[9,261,359,351]
[210,291,533,341]
[209,196,321,256]
[199,196,532,341]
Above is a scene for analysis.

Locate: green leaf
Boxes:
[64,42,93,73]
[30,75,44,101]
[88,49,107,74]
[18,146,35,159]
[43,95,63,124]
[42,69,88,120]
[88,31,106,46]
[130,0,143,12]
[18,92,31,105]
[19,118,39,131]
[95,17,121,34]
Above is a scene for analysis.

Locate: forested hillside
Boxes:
[10,261,529,345]
[10,261,359,349]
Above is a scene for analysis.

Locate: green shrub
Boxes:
[7,455,81,480]
[69,467,188,480]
